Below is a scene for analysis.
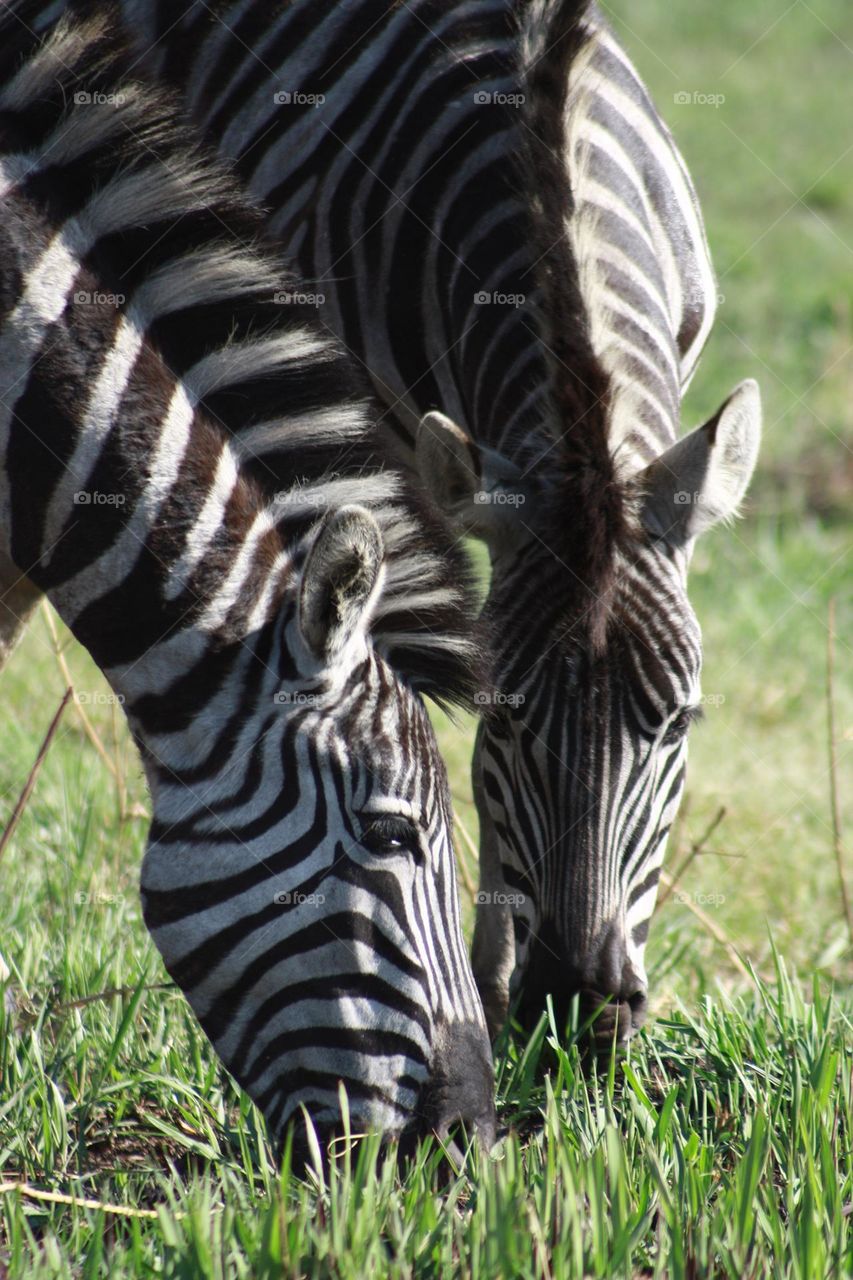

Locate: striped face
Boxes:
[137,513,495,1156]
[419,378,760,1045]
[140,651,495,1153]
[471,540,702,1044]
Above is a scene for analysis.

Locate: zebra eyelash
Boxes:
[662,704,704,744]
[357,813,424,862]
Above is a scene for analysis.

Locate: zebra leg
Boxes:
[0,550,41,674]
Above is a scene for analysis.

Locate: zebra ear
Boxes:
[417,411,481,514]
[298,505,385,662]
[417,411,526,546]
[640,379,761,545]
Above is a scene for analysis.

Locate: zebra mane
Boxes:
[515,0,632,645]
[0,0,484,710]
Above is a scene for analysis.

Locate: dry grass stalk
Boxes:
[0,686,72,865]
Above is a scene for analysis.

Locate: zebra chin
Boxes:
[512,922,648,1051]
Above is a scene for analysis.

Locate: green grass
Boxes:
[1,1,852,1275]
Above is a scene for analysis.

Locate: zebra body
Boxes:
[71,0,760,1039]
[0,1,495,1152]
[120,0,715,470]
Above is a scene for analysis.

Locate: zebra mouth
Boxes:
[285,1115,493,1177]
[512,981,648,1047]
[579,988,648,1048]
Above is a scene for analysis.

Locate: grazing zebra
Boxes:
[64,0,760,1043]
[0,1,496,1156]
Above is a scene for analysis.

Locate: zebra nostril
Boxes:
[417,1019,497,1153]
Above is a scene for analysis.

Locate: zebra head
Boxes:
[137,505,496,1157]
[417,380,760,1045]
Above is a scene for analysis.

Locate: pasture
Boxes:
[1,0,851,1274]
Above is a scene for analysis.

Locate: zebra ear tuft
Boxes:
[417,411,526,547]
[640,378,761,545]
[298,505,385,662]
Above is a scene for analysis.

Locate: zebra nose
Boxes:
[578,924,647,1046]
[417,1019,497,1153]
[515,922,647,1045]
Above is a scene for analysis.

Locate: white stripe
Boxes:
[41,316,145,558]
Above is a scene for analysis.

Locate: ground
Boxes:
[1,0,851,1275]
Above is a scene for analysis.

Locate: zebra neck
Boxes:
[558,12,716,472]
[0,209,286,708]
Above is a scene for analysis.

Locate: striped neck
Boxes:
[0,2,481,712]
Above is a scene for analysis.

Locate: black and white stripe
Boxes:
[102,0,759,1040]
[0,1,495,1152]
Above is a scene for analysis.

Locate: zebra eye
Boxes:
[359,814,422,860]
[662,705,704,745]
[486,714,511,741]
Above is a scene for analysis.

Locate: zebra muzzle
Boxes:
[414,1018,497,1154]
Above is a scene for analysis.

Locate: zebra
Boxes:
[58,0,760,1044]
[0,1,497,1158]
